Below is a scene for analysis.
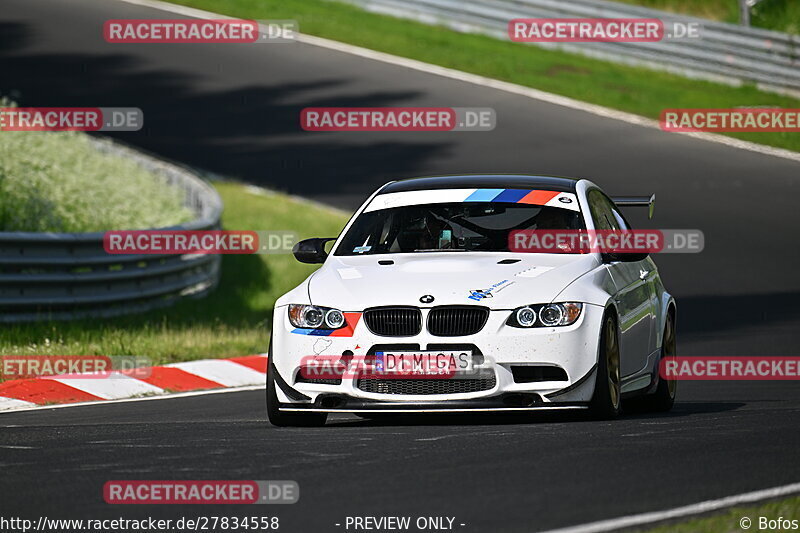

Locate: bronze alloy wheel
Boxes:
[604,317,622,411]
[590,314,622,419]
[663,312,677,400]
[627,310,677,413]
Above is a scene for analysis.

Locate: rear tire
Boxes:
[590,314,622,420]
[645,311,677,412]
[266,345,327,427]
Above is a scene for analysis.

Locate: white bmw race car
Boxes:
[267,175,676,426]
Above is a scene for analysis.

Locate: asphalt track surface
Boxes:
[1,0,800,531]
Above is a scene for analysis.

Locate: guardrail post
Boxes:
[739,0,751,27]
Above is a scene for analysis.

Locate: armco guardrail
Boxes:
[0,139,223,322]
[341,0,800,95]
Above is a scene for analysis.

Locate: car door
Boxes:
[609,202,660,361]
[587,190,653,377]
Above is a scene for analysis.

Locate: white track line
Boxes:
[0,384,265,415]
[537,482,800,533]
[116,0,800,163]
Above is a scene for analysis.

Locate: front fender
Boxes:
[552,262,616,306]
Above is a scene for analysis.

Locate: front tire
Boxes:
[266,347,327,427]
[590,314,622,419]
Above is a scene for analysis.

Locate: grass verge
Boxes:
[165,0,800,153]
[0,129,192,232]
[642,493,800,533]
[0,182,350,365]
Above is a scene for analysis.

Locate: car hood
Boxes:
[307,253,598,310]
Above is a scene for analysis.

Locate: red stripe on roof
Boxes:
[518,190,560,205]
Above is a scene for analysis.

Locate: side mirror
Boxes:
[602,252,649,263]
[292,238,336,264]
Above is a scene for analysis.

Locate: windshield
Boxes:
[335,201,585,255]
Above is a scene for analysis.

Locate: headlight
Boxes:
[288,304,347,329]
[516,306,536,327]
[325,309,345,329]
[507,303,582,328]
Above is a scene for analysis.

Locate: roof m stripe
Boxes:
[465,189,504,202]
[494,189,531,203]
[519,190,560,205]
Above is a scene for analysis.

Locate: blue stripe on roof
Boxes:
[464,189,505,202]
[493,189,531,203]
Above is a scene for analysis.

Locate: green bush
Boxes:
[752,0,800,35]
[616,0,800,34]
[0,129,193,232]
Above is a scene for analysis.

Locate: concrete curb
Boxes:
[0,355,267,412]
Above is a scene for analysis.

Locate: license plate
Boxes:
[376,351,473,375]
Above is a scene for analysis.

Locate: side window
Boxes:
[587,190,620,230]
[610,204,631,231]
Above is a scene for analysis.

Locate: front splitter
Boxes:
[281,405,588,414]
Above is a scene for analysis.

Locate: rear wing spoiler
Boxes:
[611,194,655,219]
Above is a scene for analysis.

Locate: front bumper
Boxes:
[271,303,604,410]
